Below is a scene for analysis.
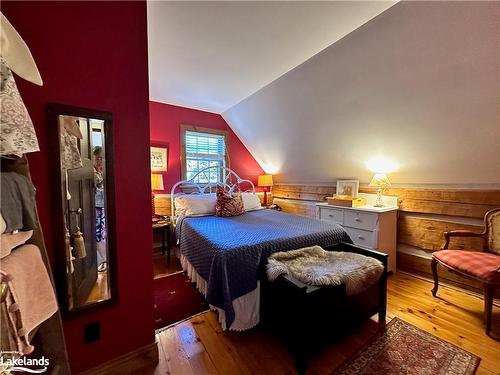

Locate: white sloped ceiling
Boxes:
[147,1,396,113]
[223,1,500,187]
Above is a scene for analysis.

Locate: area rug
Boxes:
[333,317,480,375]
[154,272,209,331]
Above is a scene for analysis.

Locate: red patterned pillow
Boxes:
[215,186,245,217]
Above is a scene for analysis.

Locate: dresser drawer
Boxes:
[344,211,378,230]
[345,227,378,249]
[318,207,343,225]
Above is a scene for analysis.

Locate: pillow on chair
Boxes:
[215,186,245,217]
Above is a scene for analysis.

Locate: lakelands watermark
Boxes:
[0,352,49,373]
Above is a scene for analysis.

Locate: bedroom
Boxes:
[0,1,499,375]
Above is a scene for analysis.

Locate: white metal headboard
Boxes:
[170,166,256,220]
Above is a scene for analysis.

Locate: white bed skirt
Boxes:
[179,254,260,331]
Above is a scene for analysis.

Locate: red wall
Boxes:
[150,101,264,191]
[2,2,154,373]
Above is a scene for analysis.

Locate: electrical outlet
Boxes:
[84,321,100,343]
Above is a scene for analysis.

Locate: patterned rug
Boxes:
[333,317,480,375]
[154,272,209,331]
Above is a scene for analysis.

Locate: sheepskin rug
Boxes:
[266,246,384,295]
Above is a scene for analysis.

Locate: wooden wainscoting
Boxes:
[272,184,500,298]
[153,194,171,216]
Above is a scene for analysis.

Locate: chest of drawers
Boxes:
[316,202,398,272]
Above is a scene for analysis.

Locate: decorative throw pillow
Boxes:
[215,186,245,217]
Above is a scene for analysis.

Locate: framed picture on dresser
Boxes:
[150,144,168,172]
[336,179,359,197]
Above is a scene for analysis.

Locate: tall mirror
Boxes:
[48,104,116,316]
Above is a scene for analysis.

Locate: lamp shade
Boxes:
[258,174,273,187]
[151,174,164,190]
[369,173,391,188]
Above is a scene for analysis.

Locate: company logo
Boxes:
[0,352,49,374]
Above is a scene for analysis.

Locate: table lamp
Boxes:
[151,174,164,216]
[258,174,273,207]
[369,173,391,207]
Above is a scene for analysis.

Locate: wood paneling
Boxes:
[398,199,496,219]
[274,184,500,213]
[398,216,484,251]
[273,184,334,202]
[147,273,500,375]
[154,195,171,216]
[273,197,316,217]
[377,188,500,205]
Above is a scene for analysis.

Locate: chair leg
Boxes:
[431,258,439,297]
[483,284,494,335]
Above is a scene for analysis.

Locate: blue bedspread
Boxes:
[178,209,351,328]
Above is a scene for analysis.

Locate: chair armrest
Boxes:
[442,230,486,250]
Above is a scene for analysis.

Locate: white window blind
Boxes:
[185,130,226,183]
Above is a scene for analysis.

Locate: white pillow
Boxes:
[174,194,216,216]
[241,192,262,211]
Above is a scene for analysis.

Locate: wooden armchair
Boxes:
[431,208,500,336]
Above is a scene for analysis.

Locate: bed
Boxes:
[171,167,351,330]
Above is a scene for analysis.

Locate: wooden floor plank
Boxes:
[148,273,500,375]
[190,314,250,375]
[157,326,195,375]
[174,321,219,375]
[204,311,296,375]
[151,338,170,375]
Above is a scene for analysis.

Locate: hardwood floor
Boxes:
[153,248,183,279]
[85,270,109,304]
[138,272,500,375]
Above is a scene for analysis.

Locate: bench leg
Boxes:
[431,258,439,297]
[484,284,494,336]
[379,308,386,323]
[295,354,308,375]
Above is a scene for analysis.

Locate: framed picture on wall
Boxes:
[150,145,168,172]
[336,180,359,197]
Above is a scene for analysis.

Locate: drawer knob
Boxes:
[358,235,365,240]
[355,218,362,222]
[328,214,335,218]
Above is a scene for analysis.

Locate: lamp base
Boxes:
[373,187,384,207]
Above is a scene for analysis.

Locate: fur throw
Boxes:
[266,246,384,295]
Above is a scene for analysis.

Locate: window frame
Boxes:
[180,124,230,183]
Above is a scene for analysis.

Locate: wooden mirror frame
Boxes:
[47,103,118,318]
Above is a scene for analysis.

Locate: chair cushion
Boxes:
[433,250,500,283]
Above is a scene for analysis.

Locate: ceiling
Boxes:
[147,1,396,113]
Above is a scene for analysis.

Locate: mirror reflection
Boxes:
[59,115,110,310]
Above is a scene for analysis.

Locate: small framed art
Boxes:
[150,146,168,172]
[336,180,359,197]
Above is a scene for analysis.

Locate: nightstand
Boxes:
[152,218,171,263]
[316,194,398,272]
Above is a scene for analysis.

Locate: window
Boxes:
[181,125,229,184]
